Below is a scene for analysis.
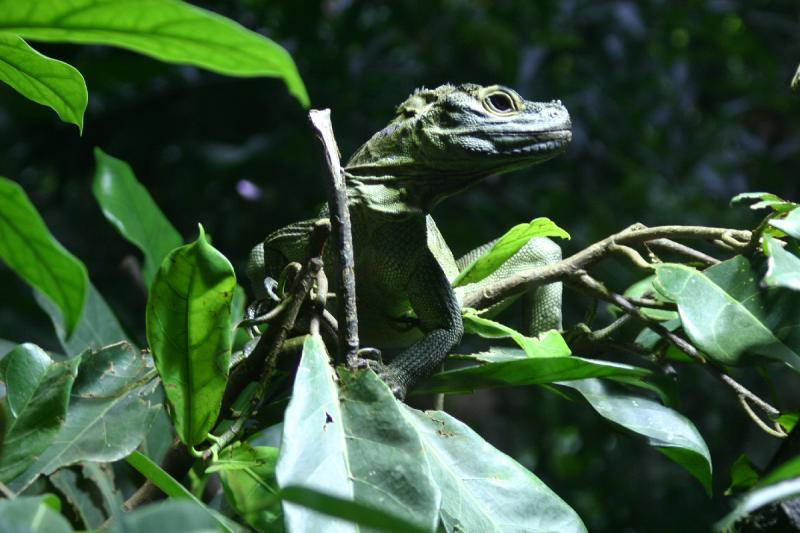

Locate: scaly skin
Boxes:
[247,83,571,399]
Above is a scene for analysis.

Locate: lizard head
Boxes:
[344,83,571,214]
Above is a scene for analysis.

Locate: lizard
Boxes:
[247,83,571,399]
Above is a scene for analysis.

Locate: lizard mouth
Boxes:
[495,129,572,156]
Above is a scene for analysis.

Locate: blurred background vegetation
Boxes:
[1,1,799,530]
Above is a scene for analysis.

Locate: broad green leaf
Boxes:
[111,500,226,533]
[401,408,587,533]
[93,148,183,287]
[0,0,309,107]
[725,454,760,495]
[50,467,107,529]
[0,34,87,132]
[453,217,569,287]
[0,177,87,337]
[125,450,238,532]
[146,225,235,446]
[0,495,72,533]
[216,444,283,533]
[36,282,132,356]
[415,355,650,395]
[463,311,571,357]
[778,412,799,433]
[560,379,712,495]
[0,344,80,483]
[654,257,800,369]
[716,478,800,531]
[9,342,161,492]
[276,334,441,533]
[280,485,429,533]
[762,236,800,291]
[451,346,529,363]
[769,208,800,239]
[730,192,797,212]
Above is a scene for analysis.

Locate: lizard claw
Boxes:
[352,348,407,400]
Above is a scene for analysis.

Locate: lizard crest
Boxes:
[344,83,571,214]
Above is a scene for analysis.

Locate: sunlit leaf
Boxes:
[453,217,569,287]
[0,0,309,106]
[401,408,587,533]
[0,344,79,483]
[560,379,712,495]
[462,310,571,357]
[0,34,87,131]
[730,192,797,213]
[769,208,800,240]
[93,148,183,287]
[0,177,87,337]
[146,225,235,446]
[725,454,759,496]
[654,257,800,370]
[276,334,441,533]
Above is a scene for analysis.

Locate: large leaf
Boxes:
[716,478,800,531]
[0,344,80,483]
[0,34,87,131]
[560,379,712,495]
[9,342,161,492]
[415,355,650,395]
[654,256,800,369]
[0,494,72,533]
[146,225,235,446]
[276,334,441,533]
[0,0,309,107]
[762,236,800,291]
[0,177,87,337]
[401,408,587,533]
[769,207,800,239]
[453,217,569,287]
[215,444,284,533]
[93,148,183,287]
[36,282,132,357]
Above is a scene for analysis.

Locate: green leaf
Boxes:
[762,236,800,291]
[725,454,760,495]
[769,207,800,239]
[36,282,133,356]
[0,495,73,533]
[757,455,800,488]
[280,485,430,533]
[0,0,309,107]
[111,500,226,533]
[146,225,235,446]
[93,148,183,287]
[400,408,587,533]
[0,34,87,132]
[452,217,569,287]
[462,311,571,357]
[560,379,712,495]
[415,355,650,395]
[125,450,238,532]
[215,444,283,533]
[654,256,800,369]
[276,334,441,533]
[622,275,678,321]
[716,478,800,531]
[0,177,87,337]
[50,467,107,529]
[82,462,123,522]
[9,342,161,492]
[0,344,80,483]
[730,192,797,212]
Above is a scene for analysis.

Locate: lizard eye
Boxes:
[484,91,517,115]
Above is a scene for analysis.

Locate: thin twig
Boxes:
[646,238,720,266]
[309,109,360,366]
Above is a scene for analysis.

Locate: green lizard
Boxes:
[247,83,571,399]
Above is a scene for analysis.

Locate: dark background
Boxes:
[1,1,799,530]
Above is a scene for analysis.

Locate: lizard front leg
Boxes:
[377,248,464,400]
